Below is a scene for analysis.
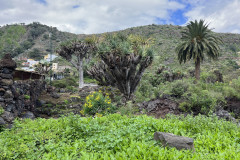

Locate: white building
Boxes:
[27,59,39,67]
[44,54,58,62]
[52,63,58,71]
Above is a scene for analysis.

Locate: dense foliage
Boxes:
[136,69,240,115]
[0,114,239,159]
[0,25,26,57]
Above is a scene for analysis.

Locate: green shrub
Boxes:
[64,100,69,105]
[65,77,78,87]
[118,101,139,115]
[81,91,115,116]
[171,80,189,97]
[66,86,78,92]
[98,86,123,105]
[136,76,155,102]
[231,77,240,98]
[46,104,53,107]
[24,95,30,99]
[200,70,225,83]
[52,77,78,89]
[183,85,225,114]
[52,80,67,88]
[178,102,192,112]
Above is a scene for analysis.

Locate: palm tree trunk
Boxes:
[79,59,84,88]
[195,58,200,80]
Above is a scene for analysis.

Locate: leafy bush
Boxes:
[0,114,240,159]
[52,77,78,89]
[178,102,192,112]
[66,86,78,92]
[52,80,67,88]
[200,71,217,83]
[81,91,116,116]
[182,84,225,114]
[231,77,240,98]
[98,86,122,105]
[24,95,30,99]
[64,100,69,105]
[118,101,139,115]
[135,77,155,102]
[171,80,189,97]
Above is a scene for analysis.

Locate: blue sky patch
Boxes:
[155,2,192,26]
[73,5,80,9]
[36,0,47,5]
[169,9,188,25]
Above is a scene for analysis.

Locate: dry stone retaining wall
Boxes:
[0,54,45,126]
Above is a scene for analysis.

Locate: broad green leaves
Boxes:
[0,114,239,159]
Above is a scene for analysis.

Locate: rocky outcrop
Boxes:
[154,132,195,150]
[214,109,236,122]
[138,97,180,118]
[225,98,240,119]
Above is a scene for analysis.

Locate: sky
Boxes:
[0,0,240,34]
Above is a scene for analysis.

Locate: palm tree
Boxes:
[176,19,222,80]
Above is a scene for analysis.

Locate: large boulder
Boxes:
[154,132,194,150]
[21,111,35,119]
[0,73,13,79]
[214,109,236,122]
[0,117,6,125]
[0,79,13,86]
[3,90,13,99]
[1,111,14,123]
[0,88,5,96]
[51,92,60,99]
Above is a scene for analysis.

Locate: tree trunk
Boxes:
[195,58,200,80]
[79,59,84,88]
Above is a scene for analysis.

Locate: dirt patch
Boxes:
[38,92,79,105]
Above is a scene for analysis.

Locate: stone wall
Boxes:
[0,54,46,126]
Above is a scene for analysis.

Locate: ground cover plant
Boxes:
[0,114,239,159]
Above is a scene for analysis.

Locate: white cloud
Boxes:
[1,0,239,34]
[0,0,185,34]
[184,0,240,33]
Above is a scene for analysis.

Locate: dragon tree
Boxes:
[56,37,96,88]
[87,34,154,100]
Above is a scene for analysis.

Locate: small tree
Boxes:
[176,19,222,80]
[56,38,96,88]
[34,62,51,75]
[87,34,154,100]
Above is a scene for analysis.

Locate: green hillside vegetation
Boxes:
[0,22,80,59]
[0,25,26,57]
